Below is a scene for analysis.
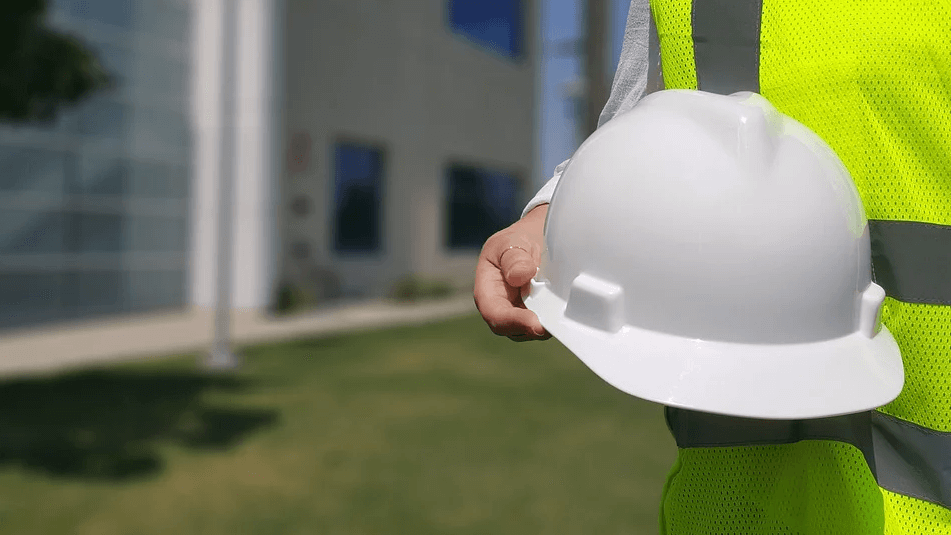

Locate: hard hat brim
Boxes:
[525,281,905,420]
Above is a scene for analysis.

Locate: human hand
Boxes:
[473,204,551,342]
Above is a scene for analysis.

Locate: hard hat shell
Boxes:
[524,90,904,420]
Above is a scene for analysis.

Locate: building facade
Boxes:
[0,0,536,335]
[279,0,538,303]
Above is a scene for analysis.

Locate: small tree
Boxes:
[0,0,112,123]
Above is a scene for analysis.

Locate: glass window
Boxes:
[448,0,523,59]
[68,0,135,30]
[0,210,66,254]
[446,164,520,250]
[78,97,129,140]
[149,3,190,43]
[94,42,132,88]
[134,53,188,104]
[128,270,186,311]
[73,156,129,196]
[132,106,189,156]
[159,59,189,104]
[129,160,189,199]
[333,142,383,254]
[0,0,193,332]
[64,270,127,312]
[0,146,68,193]
[67,212,125,253]
[128,215,186,253]
[0,272,67,329]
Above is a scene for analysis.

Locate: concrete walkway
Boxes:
[0,297,477,377]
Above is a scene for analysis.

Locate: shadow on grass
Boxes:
[0,369,278,481]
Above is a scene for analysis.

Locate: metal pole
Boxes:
[583,0,609,137]
[207,0,240,370]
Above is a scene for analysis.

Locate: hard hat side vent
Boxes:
[564,273,626,333]
[858,283,886,338]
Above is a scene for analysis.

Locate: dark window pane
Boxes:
[333,143,383,253]
[69,0,134,29]
[0,272,66,329]
[446,164,520,249]
[129,160,188,198]
[65,270,127,312]
[78,98,128,140]
[128,215,186,253]
[128,270,186,311]
[0,210,65,254]
[449,0,523,59]
[68,212,125,253]
[0,146,68,193]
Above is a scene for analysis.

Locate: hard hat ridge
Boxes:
[643,90,784,180]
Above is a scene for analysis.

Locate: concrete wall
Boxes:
[281,0,537,300]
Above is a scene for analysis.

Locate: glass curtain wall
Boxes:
[0,0,192,330]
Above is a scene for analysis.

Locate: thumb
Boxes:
[500,246,538,288]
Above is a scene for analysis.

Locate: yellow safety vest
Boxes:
[648,0,951,533]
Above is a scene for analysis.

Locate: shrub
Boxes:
[389,275,455,303]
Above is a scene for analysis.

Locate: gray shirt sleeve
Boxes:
[522,0,658,217]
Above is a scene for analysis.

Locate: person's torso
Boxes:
[649,0,951,533]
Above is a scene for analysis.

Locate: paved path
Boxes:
[0,297,477,377]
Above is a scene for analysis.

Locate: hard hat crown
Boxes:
[543,90,872,344]
[526,90,903,419]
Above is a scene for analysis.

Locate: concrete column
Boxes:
[190,0,279,311]
[232,0,280,310]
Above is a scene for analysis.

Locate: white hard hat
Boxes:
[524,90,904,420]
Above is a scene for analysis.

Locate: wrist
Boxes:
[515,203,547,249]
[520,203,548,227]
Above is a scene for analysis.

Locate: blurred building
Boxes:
[0,0,537,335]
[0,0,192,331]
[280,0,537,303]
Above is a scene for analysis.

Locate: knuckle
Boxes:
[483,230,511,252]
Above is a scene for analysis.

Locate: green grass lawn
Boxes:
[0,314,677,534]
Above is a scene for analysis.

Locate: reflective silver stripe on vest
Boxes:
[870,220,951,306]
[667,407,951,508]
[872,412,951,507]
[664,407,877,477]
[691,0,762,94]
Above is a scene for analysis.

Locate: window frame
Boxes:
[329,137,387,256]
[444,160,524,252]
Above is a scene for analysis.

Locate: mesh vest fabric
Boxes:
[649,0,951,533]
